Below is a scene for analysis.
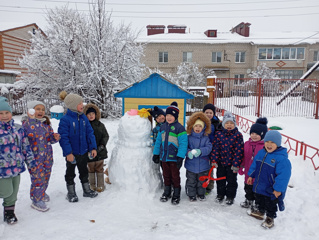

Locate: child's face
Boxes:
[265,141,277,153]
[224,121,235,130]
[77,102,84,112]
[204,109,214,120]
[156,114,165,123]
[250,133,261,142]
[166,114,175,124]
[0,111,12,122]
[86,112,96,121]
[193,124,203,133]
[34,104,45,119]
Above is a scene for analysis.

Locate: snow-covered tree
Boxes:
[248,63,280,96]
[19,0,144,117]
[175,62,205,88]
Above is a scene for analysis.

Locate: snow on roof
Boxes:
[0,69,21,75]
[137,31,319,45]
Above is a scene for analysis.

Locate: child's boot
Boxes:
[261,216,274,229]
[240,199,253,208]
[88,173,96,191]
[3,205,18,225]
[160,185,171,202]
[82,182,98,198]
[66,184,79,202]
[96,173,105,192]
[171,187,181,205]
[31,201,49,212]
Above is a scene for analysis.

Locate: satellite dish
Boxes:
[246,69,251,74]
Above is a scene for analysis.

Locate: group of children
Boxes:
[0,91,109,225]
[0,93,291,229]
[151,101,291,229]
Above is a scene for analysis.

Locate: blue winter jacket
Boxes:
[151,122,164,146]
[184,130,212,174]
[248,147,291,197]
[58,109,97,157]
[153,120,188,162]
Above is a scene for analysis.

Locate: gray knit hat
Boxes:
[59,91,83,111]
[222,111,236,128]
[27,100,45,109]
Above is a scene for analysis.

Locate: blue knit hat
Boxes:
[264,130,282,147]
[166,101,179,120]
[250,117,268,140]
[222,111,236,128]
[150,106,165,121]
[0,97,12,113]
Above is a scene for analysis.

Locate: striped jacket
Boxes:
[153,120,188,162]
[0,119,36,178]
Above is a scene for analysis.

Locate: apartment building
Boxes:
[137,23,319,81]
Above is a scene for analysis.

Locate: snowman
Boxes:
[108,109,161,196]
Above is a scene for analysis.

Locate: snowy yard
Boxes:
[1,115,318,240]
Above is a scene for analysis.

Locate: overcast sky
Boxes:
[0,0,318,35]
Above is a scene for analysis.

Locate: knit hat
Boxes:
[27,100,45,109]
[264,130,282,147]
[0,97,12,113]
[150,106,165,121]
[203,103,216,115]
[250,117,268,140]
[222,111,236,128]
[86,107,96,115]
[166,101,179,120]
[194,119,205,129]
[59,91,83,112]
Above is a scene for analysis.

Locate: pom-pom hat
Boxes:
[59,91,83,112]
[250,117,268,140]
[222,111,236,128]
[166,101,179,120]
[264,130,282,147]
[150,106,165,121]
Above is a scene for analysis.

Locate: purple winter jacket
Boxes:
[239,138,264,184]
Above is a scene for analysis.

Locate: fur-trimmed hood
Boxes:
[83,103,101,121]
[187,112,211,136]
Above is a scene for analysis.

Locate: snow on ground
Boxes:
[1,115,319,240]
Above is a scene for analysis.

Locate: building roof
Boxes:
[137,31,319,45]
[114,73,194,99]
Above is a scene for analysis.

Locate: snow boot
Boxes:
[189,196,197,202]
[31,201,49,212]
[96,173,105,192]
[225,197,234,205]
[171,187,181,205]
[248,209,265,220]
[66,184,79,203]
[198,195,206,201]
[261,217,274,229]
[240,199,253,208]
[82,182,98,198]
[160,185,171,202]
[215,195,224,203]
[88,172,96,191]
[3,205,18,225]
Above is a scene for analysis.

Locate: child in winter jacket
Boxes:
[84,103,109,192]
[185,112,212,202]
[0,97,36,224]
[247,130,291,229]
[239,117,268,209]
[153,102,188,205]
[22,100,60,212]
[58,91,98,202]
[202,103,221,194]
[211,111,244,205]
[149,106,166,146]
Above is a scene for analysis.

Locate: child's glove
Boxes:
[152,155,160,164]
[211,162,218,168]
[193,149,201,158]
[187,151,194,159]
[231,166,239,173]
[176,157,184,162]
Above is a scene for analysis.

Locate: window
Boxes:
[314,51,319,61]
[235,52,245,63]
[0,75,15,84]
[275,70,303,79]
[258,47,305,60]
[212,52,222,62]
[183,52,192,62]
[234,74,245,85]
[159,52,168,63]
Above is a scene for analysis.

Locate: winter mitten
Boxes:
[152,155,160,164]
[187,151,194,159]
[193,149,201,158]
[238,167,245,175]
[211,162,218,168]
[231,166,239,172]
[176,157,184,162]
